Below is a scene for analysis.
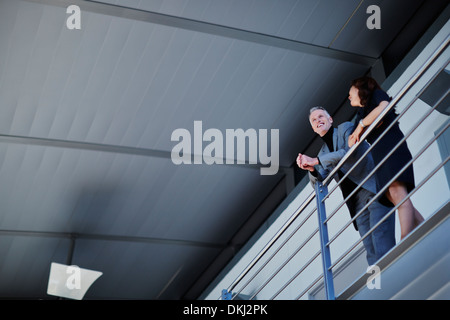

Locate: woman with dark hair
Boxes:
[348,76,424,240]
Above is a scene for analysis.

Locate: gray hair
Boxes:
[309,106,331,118]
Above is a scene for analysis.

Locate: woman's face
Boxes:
[348,86,362,107]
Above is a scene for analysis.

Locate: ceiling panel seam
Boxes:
[0,229,225,249]
[0,133,289,170]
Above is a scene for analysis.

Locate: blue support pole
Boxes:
[221,289,232,300]
[315,182,335,300]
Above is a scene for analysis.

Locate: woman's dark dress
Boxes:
[356,89,415,198]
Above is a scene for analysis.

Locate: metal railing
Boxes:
[219,34,449,300]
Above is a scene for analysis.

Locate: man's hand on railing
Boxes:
[296,153,319,172]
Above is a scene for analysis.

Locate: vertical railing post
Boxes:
[315,182,335,300]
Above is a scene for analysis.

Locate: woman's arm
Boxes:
[348,100,389,147]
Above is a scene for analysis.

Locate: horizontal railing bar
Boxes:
[295,274,324,300]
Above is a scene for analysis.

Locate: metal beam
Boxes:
[22,0,377,66]
[0,133,287,171]
[0,229,224,249]
[0,133,172,159]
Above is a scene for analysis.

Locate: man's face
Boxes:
[309,109,333,137]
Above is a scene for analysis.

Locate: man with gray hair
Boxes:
[297,106,395,265]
